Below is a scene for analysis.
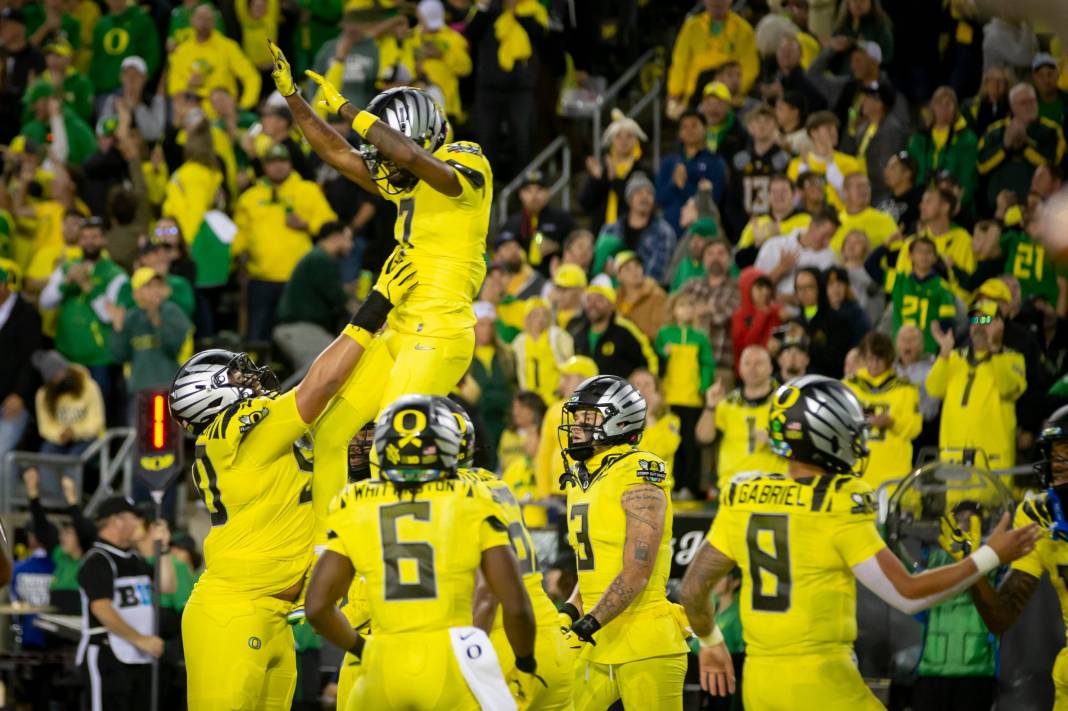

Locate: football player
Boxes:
[168,258,415,710]
[970,405,1068,709]
[305,395,540,710]
[556,375,697,710]
[267,40,493,536]
[680,375,1042,709]
[442,397,576,710]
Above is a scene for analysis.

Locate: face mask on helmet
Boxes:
[559,406,608,462]
[359,143,419,195]
[223,353,279,396]
[348,422,376,483]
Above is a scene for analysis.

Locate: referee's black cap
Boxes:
[94,496,140,521]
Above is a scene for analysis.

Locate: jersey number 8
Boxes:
[746,514,792,612]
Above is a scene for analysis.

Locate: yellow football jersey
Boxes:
[380,141,493,340]
[324,476,510,635]
[1011,501,1068,645]
[190,390,315,597]
[563,444,689,665]
[714,388,786,491]
[843,368,922,491]
[457,468,559,627]
[707,472,886,657]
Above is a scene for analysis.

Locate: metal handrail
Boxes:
[496,136,572,225]
[1,428,136,514]
[592,48,664,166]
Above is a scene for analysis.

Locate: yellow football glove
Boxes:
[372,248,417,306]
[938,509,982,561]
[267,40,296,97]
[505,666,547,711]
[305,69,350,115]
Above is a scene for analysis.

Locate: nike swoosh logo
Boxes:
[414,344,435,351]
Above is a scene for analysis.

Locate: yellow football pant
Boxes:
[312,329,475,531]
[492,623,578,710]
[743,651,883,710]
[572,653,687,711]
[183,594,296,710]
[1053,648,1068,710]
[335,651,363,711]
[346,631,481,710]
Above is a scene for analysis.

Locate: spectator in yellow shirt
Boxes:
[628,367,682,485]
[232,144,337,341]
[667,0,758,115]
[534,355,597,500]
[234,0,279,82]
[403,0,471,122]
[927,301,1026,474]
[787,110,864,211]
[832,171,899,254]
[167,5,262,110]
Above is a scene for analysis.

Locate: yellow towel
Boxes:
[494,0,548,72]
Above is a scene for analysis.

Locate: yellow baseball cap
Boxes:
[614,250,639,270]
[702,81,732,103]
[131,267,163,290]
[559,355,598,379]
[586,283,617,303]
[553,263,588,289]
[523,296,550,316]
[974,278,1011,304]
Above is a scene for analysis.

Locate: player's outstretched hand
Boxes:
[985,512,1042,564]
[698,641,736,697]
[373,249,418,306]
[305,70,350,115]
[267,40,296,97]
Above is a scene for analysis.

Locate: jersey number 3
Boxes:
[380,502,437,600]
[746,513,792,612]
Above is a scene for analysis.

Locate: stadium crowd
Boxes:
[0,0,1067,707]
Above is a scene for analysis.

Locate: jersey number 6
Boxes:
[380,502,438,601]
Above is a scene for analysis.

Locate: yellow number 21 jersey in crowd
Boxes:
[707,472,887,710]
[324,476,511,711]
[381,140,493,340]
[182,389,315,710]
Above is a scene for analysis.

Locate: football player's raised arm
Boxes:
[587,483,667,627]
[293,253,416,423]
[284,92,377,194]
[337,102,464,198]
[852,514,1041,615]
[680,540,736,639]
[481,544,536,659]
[266,40,376,194]
[306,550,365,657]
[969,569,1040,634]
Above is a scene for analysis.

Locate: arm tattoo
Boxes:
[970,569,1039,634]
[286,94,353,158]
[587,485,666,626]
[680,541,736,637]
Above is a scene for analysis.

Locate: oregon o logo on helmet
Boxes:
[248,636,262,650]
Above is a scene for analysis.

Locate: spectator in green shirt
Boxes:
[274,220,353,369]
[109,267,192,395]
[89,0,160,95]
[36,39,93,124]
[20,79,97,165]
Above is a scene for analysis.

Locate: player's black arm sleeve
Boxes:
[680,541,737,638]
[481,544,536,659]
[68,504,98,554]
[336,102,463,198]
[970,569,1040,635]
[28,494,59,554]
[306,550,364,656]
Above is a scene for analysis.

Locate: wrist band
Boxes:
[352,111,379,138]
[560,602,581,624]
[514,655,536,674]
[349,290,392,334]
[348,634,365,659]
[698,624,725,649]
[970,544,1001,575]
[342,324,373,349]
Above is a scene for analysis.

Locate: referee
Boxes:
[77,496,174,711]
